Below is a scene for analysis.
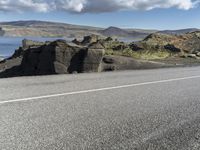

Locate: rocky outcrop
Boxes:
[72,34,100,46]
[141,32,200,54]
[4,33,200,78]
[0,39,105,77]
[81,34,100,45]
[72,39,81,45]
[82,42,105,73]
[0,37,172,78]
[21,40,105,75]
[123,31,200,59]
[129,43,143,51]
[164,44,181,53]
[22,39,45,49]
[7,39,48,59]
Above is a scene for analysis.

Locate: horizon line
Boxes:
[0,19,199,31]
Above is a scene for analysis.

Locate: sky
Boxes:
[0,0,200,30]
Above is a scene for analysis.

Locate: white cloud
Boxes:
[0,0,199,13]
[54,0,87,12]
[0,0,50,12]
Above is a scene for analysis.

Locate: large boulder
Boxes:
[9,39,47,59]
[72,34,101,46]
[129,42,143,51]
[22,39,45,49]
[83,42,105,72]
[22,40,105,75]
[0,39,105,77]
[81,34,100,45]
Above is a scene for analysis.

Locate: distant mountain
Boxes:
[0,20,199,41]
[0,20,103,38]
[100,26,131,37]
[0,20,155,40]
[99,26,149,38]
[0,20,101,30]
[0,20,51,27]
[158,28,200,35]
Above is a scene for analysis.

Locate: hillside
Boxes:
[0,20,102,38]
[0,20,155,40]
[99,26,149,39]
[1,20,199,41]
[0,20,101,30]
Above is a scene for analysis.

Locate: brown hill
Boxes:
[141,32,200,53]
[0,20,154,40]
[100,26,149,39]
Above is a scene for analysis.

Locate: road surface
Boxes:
[1,67,200,149]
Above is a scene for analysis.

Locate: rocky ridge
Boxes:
[0,36,169,78]
[1,31,200,78]
[139,31,200,58]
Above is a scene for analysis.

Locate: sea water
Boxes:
[0,37,71,58]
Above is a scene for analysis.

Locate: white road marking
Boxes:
[1,75,200,105]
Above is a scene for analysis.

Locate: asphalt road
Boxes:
[1,67,200,149]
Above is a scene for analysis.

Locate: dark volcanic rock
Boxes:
[129,43,143,51]
[81,34,100,45]
[72,39,81,45]
[22,40,104,75]
[105,37,113,42]
[142,32,200,54]
[0,40,105,78]
[0,35,181,78]
[88,42,105,49]
[164,44,181,53]
[72,35,101,46]
[83,42,105,73]
[112,43,129,51]
[11,47,26,58]
[22,39,45,49]
[10,39,47,59]
[101,55,168,71]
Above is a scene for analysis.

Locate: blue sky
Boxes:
[0,0,199,30]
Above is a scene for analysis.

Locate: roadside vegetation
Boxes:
[105,48,170,60]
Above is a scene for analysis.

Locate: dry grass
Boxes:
[105,48,170,60]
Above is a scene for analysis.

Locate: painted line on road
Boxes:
[1,75,200,105]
